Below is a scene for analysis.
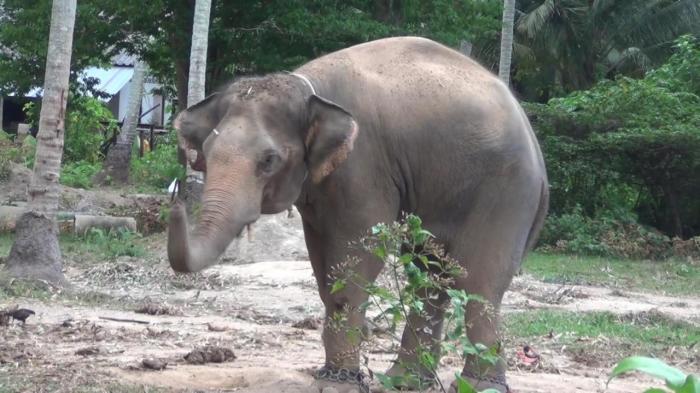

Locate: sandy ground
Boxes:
[2,257,698,393]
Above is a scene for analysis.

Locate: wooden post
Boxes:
[139,128,145,157]
[149,124,155,151]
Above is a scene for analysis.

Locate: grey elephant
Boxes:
[168,37,548,393]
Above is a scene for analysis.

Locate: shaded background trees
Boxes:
[1,0,699,258]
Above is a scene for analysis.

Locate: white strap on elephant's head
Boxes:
[289,72,317,96]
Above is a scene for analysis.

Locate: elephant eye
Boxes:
[258,150,281,175]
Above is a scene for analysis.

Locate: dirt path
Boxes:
[3,259,697,393]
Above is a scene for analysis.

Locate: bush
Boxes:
[60,160,102,189]
[130,132,184,189]
[527,36,700,240]
[538,208,672,260]
[0,131,35,180]
[24,95,118,164]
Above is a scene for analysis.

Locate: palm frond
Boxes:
[516,0,557,39]
[605,46,653,74]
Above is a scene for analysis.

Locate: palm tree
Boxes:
[181,0,212,210]
[5,0,77,284]
[101,59,147,183]
[499,0,516,85]
[516,0,700,93]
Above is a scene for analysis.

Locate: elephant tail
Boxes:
[522,179,549,261]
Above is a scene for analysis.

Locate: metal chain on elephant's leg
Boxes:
[460,369,512,393]
[315,366,370,393]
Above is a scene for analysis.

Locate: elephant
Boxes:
[167,36,548,393]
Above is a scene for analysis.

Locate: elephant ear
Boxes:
[173,92,224,171]
[305,95,359,183]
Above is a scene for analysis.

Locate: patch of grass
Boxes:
[504,310,700,362]
[524,252,700,296]
[0,277,55,301]
[65,228,147,260]
[0,230,149,264]
[0,233,12,257]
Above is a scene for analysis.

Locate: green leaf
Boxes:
[330,279,346,294]
[455,375,477,393]
[609,356,687,389]
[677,374,700,393]
[375,373,403,390]
[643,389,670,393]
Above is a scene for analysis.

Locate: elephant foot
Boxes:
[383,363,435,390]
[313,366,369,393]
[448,371,511,393]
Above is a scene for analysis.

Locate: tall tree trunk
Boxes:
[101,60,147,184]
[5,0,77,284]
[181,0,212,212]
[0,96,4,131]
[498,0,516,86]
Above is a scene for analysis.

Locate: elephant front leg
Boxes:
[313,276,376,393]
[385,287,449,389]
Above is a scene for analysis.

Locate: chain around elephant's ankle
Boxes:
[461,369,512,393]
[315,366,370,393]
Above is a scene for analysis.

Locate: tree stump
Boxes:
[5,211,65,284]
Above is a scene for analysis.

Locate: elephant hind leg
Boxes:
[447,179,541,393]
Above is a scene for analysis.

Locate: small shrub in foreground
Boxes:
[332,214,500,392]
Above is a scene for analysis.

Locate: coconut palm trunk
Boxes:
[101,60,147,184]
[5,0,77,284]
[498,0,516,85]
[181,0,212,211]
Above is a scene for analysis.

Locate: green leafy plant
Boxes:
[60,160,102,189]
[608,356,699,393]
[83,228,145,259]
[332,214,500,392]
[24,96,117,165]
[130,132,184,189]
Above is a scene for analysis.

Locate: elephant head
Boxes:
[168,75,358,273]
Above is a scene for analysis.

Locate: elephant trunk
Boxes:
[168,186,258,273]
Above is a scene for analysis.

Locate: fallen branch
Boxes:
[98,316,150,325]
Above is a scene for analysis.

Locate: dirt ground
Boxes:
[1,177,698,393]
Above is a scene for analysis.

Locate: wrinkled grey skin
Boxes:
[168,37,548,393]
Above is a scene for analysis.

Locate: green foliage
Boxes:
[24,95,117,165]
[60,160,102,189]
[334,214,497,392]
[0,0,116,94]
[529,36,700,243]
[539,207,673,259]
[65,96,117,164]
[608,357,699,393]
[130,132,184,189]
[0,131,36,179]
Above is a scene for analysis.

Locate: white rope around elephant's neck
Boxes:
[290,72,316,95]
